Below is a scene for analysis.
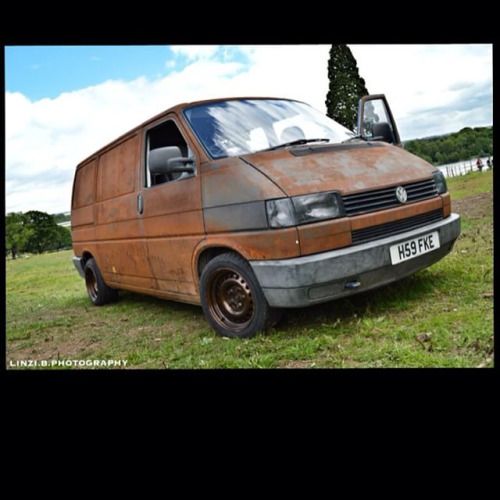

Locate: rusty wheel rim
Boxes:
[208,268,254,332]
[85,268,98,302]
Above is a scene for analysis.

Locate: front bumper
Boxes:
[250,213,461,308]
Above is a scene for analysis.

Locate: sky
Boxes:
[5,44,493,214]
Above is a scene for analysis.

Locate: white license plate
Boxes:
[390,231,440,265]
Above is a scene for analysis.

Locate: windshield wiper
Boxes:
[264,138,330,151]
[342,134,367,143]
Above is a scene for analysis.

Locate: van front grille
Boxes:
[351,210,444,245]
[342,178,438,216]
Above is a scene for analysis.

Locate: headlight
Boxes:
[292,192,343,224]
[432,170,448,194]
[266,191,343,228]
[266,198,296,228]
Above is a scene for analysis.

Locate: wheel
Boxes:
[84,258,118,306]
[200,252,282,338]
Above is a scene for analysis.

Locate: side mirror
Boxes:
[149,146,195,175]
[357,94,401,146]
[371,122,396,144]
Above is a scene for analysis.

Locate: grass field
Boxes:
[6,170,494,368]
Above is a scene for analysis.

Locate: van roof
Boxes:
[76,96,301,168]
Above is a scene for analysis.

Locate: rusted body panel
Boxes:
[98,135,139,201]
[72,158,97,245]
[97,239,152,279]
[298,218,352,256]
[201,157,285,207]
[242,143,435,197]
[72,226,96,244]
[148,236,204,296]
[194,227,300,262]
[441,192,451,218]
[71,96,457,309]
[139,122,205,296]
[95,133,152,287]
[96,193,138,226]
[72,205,95,230]
[73,159,97,207]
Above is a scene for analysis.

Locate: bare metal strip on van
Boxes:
[289,141,385,156]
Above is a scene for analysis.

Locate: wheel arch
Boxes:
[195,245,248,279]
[81,250,94,268]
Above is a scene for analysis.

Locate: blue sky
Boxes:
[6,46,173,99]
[6,45,250,100]
[5,44,493,214]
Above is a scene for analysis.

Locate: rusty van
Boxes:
[71,95,461,338]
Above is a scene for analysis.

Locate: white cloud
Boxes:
[5,44,492,214]
[170,45,220,60]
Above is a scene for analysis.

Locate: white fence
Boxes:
[437,156,493,178]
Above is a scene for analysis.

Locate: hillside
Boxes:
[404,126,492,165]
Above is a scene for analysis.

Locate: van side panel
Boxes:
[72,205,95,228]
[201,157,285,209]
[73,159,97,207]
[72,158,97,250]
[142,175,205,297]
[93,134,154,287]
[98,136,138,201]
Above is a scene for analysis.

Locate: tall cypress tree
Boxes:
[325,45,369,131]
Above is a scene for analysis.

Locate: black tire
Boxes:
[84,258,118,306]
[200,252,282,338]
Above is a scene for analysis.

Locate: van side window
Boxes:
[145,120,194,187]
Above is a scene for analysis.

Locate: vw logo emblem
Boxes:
[396,186,408,203]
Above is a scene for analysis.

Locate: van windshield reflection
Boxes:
[183,98,352,159]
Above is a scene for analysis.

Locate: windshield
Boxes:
[183,98,353,159]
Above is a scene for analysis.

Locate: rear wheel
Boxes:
[84,258,118,306]
[200,252,282,338]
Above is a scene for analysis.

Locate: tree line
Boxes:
[404,126,492,166]
[6,211,72,260]
[53,212,71,224]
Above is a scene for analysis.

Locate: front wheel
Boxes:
[200,253,282,338]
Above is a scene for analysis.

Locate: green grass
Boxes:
[446,169,492,200]
[6,170,493,368]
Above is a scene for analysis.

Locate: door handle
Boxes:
[137,193,144,215]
